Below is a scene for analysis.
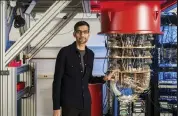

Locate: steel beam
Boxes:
[24,0,35,53]
[161,0,177,12]
[0,67,17,116]
[25,0,36,15]
[33,13,97,19]
[82,0,91,13]
[17,64,29,75]
[27,9,78,60]
[9,68,17,116]
[6,5,15,52]
[18,0,38,35]
[0,1,7,69]
[0,2,9,116]
[5,0,71,66]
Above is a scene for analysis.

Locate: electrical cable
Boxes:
[161,21,177,115]
[102,35,108,75]
[160,18,177,67]
[103,84,108,109]
[145,72,176,116]
[103,32,173,116]
[103,11,177,116]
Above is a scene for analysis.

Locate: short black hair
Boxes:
[74,21,90,32]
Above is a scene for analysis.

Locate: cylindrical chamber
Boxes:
[99,1,163,34]
[88,84,103,116]
[107,34,154,102]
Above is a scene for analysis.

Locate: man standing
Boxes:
[53,21,115,116]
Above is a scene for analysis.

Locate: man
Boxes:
[53,21,115,116]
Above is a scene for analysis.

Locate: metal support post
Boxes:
[25,0,36,15]
[6,4,15,51]
[0,67,17,116]
[5,0,71,66]
[152,35,160,116]
[0,1,8,116]
[0,1,7,69]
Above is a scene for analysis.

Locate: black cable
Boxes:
[103,84,108,109]
[147,72,176,115]
[102,36,108,75]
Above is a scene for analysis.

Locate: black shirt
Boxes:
[78,49,85,71]
[52,41,105,110]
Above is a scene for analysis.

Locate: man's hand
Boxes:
[53,110,61,116]
[103,70,117,81]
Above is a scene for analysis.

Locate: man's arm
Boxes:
[89,52,105,84]
[52,48,66,110]
[88,52,116,84]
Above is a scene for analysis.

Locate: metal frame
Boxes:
[0,1,7,69]
[27,9,78,60]
[0,63,37,116]
[0,67,17,116]
[5,0,71,66]
[82,0,91,13]
[6,6,15,51]
[0,2,8,116]
[9,68,17,116]
[150,25,177,116]
[17,64,29,75]
[25,0,36,15]
[18,7,27,35]
[161,0,177,12]
[151,35,160,116]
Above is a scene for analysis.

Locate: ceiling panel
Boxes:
[32,0,83,13]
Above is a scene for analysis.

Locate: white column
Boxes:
[0,1,8,116]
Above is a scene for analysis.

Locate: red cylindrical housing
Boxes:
[89,84,103,116]
[98,1,163,34]
[90,0,101,13]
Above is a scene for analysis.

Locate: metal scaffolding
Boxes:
[5,0,71,65]
[0,63,37,116]
[27,10,78,60]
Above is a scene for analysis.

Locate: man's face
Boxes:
[73,25,90,44]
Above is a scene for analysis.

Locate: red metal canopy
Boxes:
[90,0,167,34]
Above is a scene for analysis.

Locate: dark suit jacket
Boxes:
[52,41,105,110]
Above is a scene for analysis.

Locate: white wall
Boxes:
[9,15,105,47]
[22,15,106,76]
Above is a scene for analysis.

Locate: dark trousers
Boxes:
[62,106,91,116]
